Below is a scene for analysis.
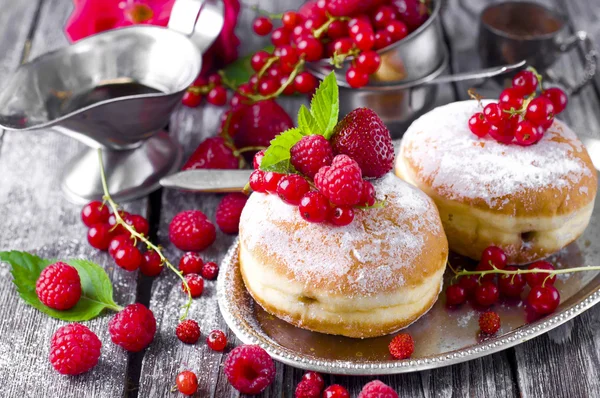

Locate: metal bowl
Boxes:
[308,0,444,85]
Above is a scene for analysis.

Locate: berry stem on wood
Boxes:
[97,149,193,320]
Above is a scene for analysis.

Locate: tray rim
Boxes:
[217,239,600,375]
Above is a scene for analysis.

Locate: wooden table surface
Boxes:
[1,0,599,397]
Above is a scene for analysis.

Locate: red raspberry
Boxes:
[36,262,81,310]
[389,333,414,359]
[182,137,239,170]
[331,108,394,178]
[201,261,219,280]
[49,323,101,375]
[176,370,198,396]
[176,319,201,344]
[301,371,325,390]
[277,175,311,205]
[290,135,334,178]
[182,273,204,297]
[323,384,350,398]
[224,345,276,395]
[207,329,227,351]
[216,193,248,234]
[358,380,399,398]
[179,252,204,275]
[169,210,216,251]
[108,303,156,352]
[81,201,109,227]
[140,250,163,277]
[295,380,321,398]
[479,311,501,335]
[314,155,363,206]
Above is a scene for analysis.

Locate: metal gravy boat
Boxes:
[0,0,223,203]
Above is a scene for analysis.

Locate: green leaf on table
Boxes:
[221,45,275,88]
[309,72,339,139]
[297,104,319,135]
[260,127,305,173]
[0,251,122,321]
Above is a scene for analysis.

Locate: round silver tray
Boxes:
[217,195,600,375]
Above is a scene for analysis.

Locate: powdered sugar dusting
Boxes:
[239,174,443,296]
[401,100,593,209]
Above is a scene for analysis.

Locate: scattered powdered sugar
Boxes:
[401,100,593,209]
[239,174,442,296]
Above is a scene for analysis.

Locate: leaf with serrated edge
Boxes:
[310,72,339,139]
[260,128,304,173]
[297,104,319,135]
[0,251,121,321]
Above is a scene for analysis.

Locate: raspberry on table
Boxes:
[479,311,501,335]
[108,303,156,352]
[216,193,248,234]
[201,261,219,280]
[36,262,82,310]
[389,333,414,359]
[176,319,201,344]
[49,323,101,375]
[224,344,276,395]
[169,210,216,251]
[176,370,198,396]
[331,108,394,178]
[314,154,364,206]
[182,273,204,298]
[358,380,399,398]
[179,252,204,275]
[295,379,321,398]
[290,135,334,178]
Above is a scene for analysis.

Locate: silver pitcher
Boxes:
[0,0,224,203]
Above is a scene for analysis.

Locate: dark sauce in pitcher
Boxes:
[482,2,563,39]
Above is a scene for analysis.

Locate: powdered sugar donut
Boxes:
[396,100,597,264]
[238,174,448,338]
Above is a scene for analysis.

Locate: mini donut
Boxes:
[238,174,448,338]
[396,100,598,264]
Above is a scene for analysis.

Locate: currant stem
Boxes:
[313,15,350,39]
[97,149,193,320]
[246,59,306,102]
[257,56,279,79]
[452,265,600,279]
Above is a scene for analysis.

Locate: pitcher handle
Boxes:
[547,31,598,95]
[168,0,224,54]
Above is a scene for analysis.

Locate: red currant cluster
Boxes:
[249,143,376,227]
[468,69,568,146]
[446,246,561,317]
[81,201,163,276]
[182,73,228,108]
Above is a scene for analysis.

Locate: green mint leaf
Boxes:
[309,72,339,139]
[297,104,319,135]
[260,128,304,173]
[221,45,275,88]
[0,251,122,321]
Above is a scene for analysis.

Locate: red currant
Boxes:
[360,180,376,207]
[250,51,270,73]
[182,273,204,298]
[483,103,502,125]
[372,5,397,30]
[249,170,266,192]
[208,73,222,85]
[271,27,291,46]
[253,150,265,170]
[525,261,556,287]
[323,384,350,398]
[488,120,516,144]
[327,20,348,39]
[294,72,318,94]
[459,275,479,296]
[528,285,560,314]
[499,87,524,110]
[353,30,375,51]
[108,235,131,258]
[267,65,283,81]
[176,370,198,396]
[374,30,393,50]
[114,245,142,271]
[476,261,497,283]
[349,19,371,36]
[515,120,543,146]
[282,11,302,30]
[207,86,227,106]
[525,96,554,126]
[258,79,279,96]
[512,70,538,97]
[140,250,162,277]
[179,252,204,275]
[81,201,109,227]
[292,25,310,43]
[201,261,219,280]
[280,76,296,95]
[87,223,113,251]
[182,91,202,107]
[542,87,568,114]
[332,38,354,55]
[278,45,298,72]
[301,371,325,390]
[253,16,273,36]
[304,14,327,31]
[264,172,284,194]
[468,112,490,138]
[481,246,507,270]
[193,76,207,87]
[498,266,526,298]
[355,51,381,74]
[277,175,310,205]
[206,330,227,351]
[297,37,323,61]
[346,67,369,88]
[446,284,466,306]
[329,206,354,226]
[299,191,330,223]
[124,214,149,237]
[385,20,408,42]
[474,281,499,307]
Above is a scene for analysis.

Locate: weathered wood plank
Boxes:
[0,0,149,396]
